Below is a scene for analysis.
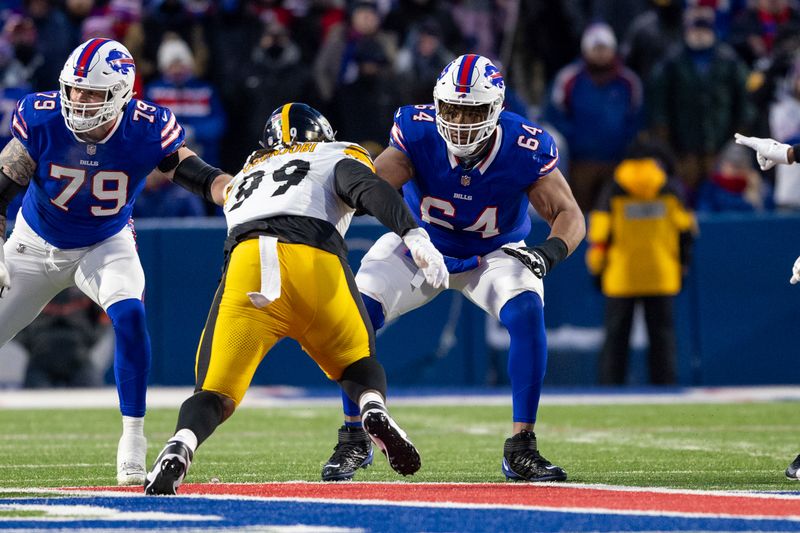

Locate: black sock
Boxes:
[175,391,224,447]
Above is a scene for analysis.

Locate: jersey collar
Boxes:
[447,124,503,175]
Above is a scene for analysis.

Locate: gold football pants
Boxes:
[194,238,375,405]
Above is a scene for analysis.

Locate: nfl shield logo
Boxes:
[87,144,96,155]
[461,175,471,186]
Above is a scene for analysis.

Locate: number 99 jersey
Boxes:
[223,141,375,239]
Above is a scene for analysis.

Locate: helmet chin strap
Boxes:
[451,131,495,169]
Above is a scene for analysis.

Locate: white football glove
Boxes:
[734,133,791,171]
[791,255,800,285]
[0,239,9,297]
[402,228,449,289]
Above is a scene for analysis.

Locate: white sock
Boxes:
[358,391,385,412]
[121,416,144,436]
[171,429,198,453]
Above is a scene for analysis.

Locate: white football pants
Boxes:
[356,232,544,321]
[0,212,145,346]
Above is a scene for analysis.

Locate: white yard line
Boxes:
[0,386,798,409]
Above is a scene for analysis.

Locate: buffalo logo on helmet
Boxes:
[484,64,504,89]
[106,49,135,75]
[437,62,452,81]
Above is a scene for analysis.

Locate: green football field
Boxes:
[0,401,798,491]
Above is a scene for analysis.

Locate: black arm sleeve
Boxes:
[0,169,23,216]
[172,155,223,203]
[533,237,569,272]
[334,158,417,237]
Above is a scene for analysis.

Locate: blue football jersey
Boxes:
[389,104,559,258]
[10,91,186,248]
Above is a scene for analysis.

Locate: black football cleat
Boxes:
[321,425,374,481]
[502,430,567,482]
[786,454,800,480]
[144,440,193,495]
[362,402,421,476]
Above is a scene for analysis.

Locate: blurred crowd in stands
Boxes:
[4,0,800,217]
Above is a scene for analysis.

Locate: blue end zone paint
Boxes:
[1,496,799,532]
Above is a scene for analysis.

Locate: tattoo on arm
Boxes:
[0,138,35,187]
[0,139,35,239]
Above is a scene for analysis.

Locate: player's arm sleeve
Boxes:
[158,108,187,158]
[387,107,413,158]
[334,158,418,237]
[10,96,39,161]
[532,128,560,178]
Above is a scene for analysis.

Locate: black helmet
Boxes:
[261,103,336,150]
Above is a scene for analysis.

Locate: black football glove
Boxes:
[502,245,548,279]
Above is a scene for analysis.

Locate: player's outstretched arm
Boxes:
[157,146,233,206]
[502,168,586,279]
[734,133,796,170]
[0,138,35,295]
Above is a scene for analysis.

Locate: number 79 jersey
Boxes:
[10,91,185,249]
[222,142,373,238]
[389,105,559,258]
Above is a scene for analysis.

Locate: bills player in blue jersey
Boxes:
[322,54,585,482]
[0,39,231,485]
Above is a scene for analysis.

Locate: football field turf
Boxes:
[1,400,798,491]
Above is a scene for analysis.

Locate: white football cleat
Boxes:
[117,433,147,486]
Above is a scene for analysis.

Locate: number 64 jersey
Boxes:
[390,105,560,258]
[223,142,374,243]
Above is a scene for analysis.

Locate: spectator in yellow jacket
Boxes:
[586,144,697,385]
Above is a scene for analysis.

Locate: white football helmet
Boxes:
[58,38,135,133]
[433,54,505,158]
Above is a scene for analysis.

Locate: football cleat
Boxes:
[785,454,800,480]
[361,402,421,476]
[144,440,193,495]
[116,433,147,486]
[321,425,374,481]
[502,430,567,482]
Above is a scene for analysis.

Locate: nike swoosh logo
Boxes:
[545,465,560,470]
[324,464,340,468]
[162,111,168,121]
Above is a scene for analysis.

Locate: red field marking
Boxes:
[70,483,800,518]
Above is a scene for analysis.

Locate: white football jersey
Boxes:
[223,142,375,237]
